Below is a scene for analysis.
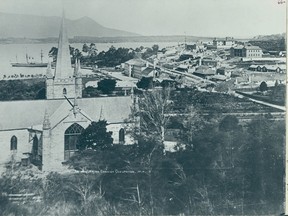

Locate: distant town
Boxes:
[0,11,285,216]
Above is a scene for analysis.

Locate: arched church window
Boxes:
[10,135,17,151]
[64,123,84,160]
[63,88,67,95]
[32,135,38,159]
[119,128,125,144]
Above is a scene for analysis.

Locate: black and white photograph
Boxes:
[0,0,286,215]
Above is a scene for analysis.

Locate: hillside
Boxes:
[251,33,285,41]
[0,12,139,38]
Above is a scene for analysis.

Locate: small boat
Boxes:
[11,50,48,68]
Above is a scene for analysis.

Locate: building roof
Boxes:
[249,64,286,71]
[202,57,216,61]
[211,74,227,81]
[249,65,258,69]
[125,58,146,67]
[194,66,216,75]
[231,45,244,50]
[0,97,132,131]
[177,64,189,69]
[244,45,262,50]
[141,67,155,76]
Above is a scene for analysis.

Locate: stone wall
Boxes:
[0,129,30,172]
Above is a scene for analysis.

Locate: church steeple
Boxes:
[55,10,72,78]
[46,59,53,78]
[45,10,82,99]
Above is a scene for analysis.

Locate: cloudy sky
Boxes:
[0,0,286,37]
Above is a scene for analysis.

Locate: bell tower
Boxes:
[46,10,82,99]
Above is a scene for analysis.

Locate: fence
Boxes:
[1,193,42,203]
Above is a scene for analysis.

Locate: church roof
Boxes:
[0,97,132,131]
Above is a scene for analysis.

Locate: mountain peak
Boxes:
[0,12,139,38]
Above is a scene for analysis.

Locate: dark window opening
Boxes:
[119,128,125,144]
[10,135,17,151]
[64,123,84,160]
[32,135,38,159]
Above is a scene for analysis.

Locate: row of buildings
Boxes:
[230,44,263,58]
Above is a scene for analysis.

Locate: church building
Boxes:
[0,12,133,172]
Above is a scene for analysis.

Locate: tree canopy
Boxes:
[259,81,268,92]
[97,79,116,94]
[136,77,153,90]
[77,120,113,151]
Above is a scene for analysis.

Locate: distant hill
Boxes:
[0,12,139,38]
[0,35,216,44]
[248,33,286,52]
[251,33,285,41]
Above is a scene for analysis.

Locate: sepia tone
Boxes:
[0,0,286,215]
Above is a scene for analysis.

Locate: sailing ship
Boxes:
[11,50,48,67]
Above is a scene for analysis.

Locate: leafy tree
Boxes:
[259,81,268,92]
[88,43,98,56]
[0,79,45,101]
[82,86,101,98]
[274,80,279,87]
[77,120,113,151]
[142,48,153,59]
[97,79,116,94]
[152,44,159,53]
[136,77,153,90]
[239,118,284,213]
[48,47,58,61]
[70,46,82,64]
[82,43,89,53]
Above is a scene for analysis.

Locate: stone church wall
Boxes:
[107,123,134,145]
[42,113,90,171]
[0,129,30,173]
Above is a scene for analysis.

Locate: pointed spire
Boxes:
[46,59,54,78]
[43,109,51,130]
[73,58,78,77]
[99,105,104,121]
[55,9,73,78]
[77,59,81,76]
[73,58,82,77]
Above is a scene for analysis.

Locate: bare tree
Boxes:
[68,173,106,215]
[138,88,173,145]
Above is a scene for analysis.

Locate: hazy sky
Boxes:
[0,0,286,37]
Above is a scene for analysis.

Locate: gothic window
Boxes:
[32,135,38,159]
[10,135,17,151]
[63,88,67,95]
[119,128,125,144]
[64,123,84,160]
